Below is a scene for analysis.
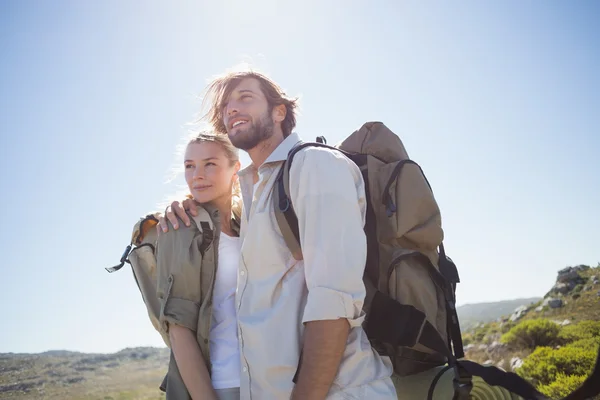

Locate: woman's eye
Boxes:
[185,164,194,169]
[206,162,216,167]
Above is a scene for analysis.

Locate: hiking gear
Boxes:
[107,205,232,398]
[273,121,600,400]
[106,212,170,346]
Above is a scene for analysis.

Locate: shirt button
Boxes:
[243,367,247,372]
[240,270,245,276]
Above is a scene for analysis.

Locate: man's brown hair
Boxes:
[202,70,299,137]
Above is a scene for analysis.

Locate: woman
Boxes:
[156,131,242,400]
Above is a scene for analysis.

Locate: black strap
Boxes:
[458,361,548,400]
[106,244,132,273]
[198,221,214,255]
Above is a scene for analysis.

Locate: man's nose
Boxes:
[226,100,239,116]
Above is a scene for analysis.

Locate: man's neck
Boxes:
[247,129,285,168]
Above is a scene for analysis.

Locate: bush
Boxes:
[501,319,561,350]
[517,345,597,386]
[538,373,587,399]
[558,320,600,343]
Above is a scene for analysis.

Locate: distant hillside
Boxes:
[0,347,169,399]
[457,297,542,330]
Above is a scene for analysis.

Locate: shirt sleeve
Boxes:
[156,222,204,333]
[288,147,368,327]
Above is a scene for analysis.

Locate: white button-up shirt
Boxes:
[236,132,396,399]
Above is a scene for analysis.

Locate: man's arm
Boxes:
[291,319,349,399]
[288,148,368,400]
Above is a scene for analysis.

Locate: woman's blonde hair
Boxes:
[187,131,242,220]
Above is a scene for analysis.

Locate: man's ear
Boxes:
[272,104,286,123]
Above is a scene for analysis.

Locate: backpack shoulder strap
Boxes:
[190,207,215,256]
[273,138,348,261]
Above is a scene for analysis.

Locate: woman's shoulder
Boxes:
[157,204,217,247]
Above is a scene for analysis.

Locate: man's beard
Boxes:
[228,111,275,151]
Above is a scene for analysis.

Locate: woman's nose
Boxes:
[193,167,204,180]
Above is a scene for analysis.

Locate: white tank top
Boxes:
[209,231,241,389]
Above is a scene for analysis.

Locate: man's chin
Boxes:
[229,132,259,151]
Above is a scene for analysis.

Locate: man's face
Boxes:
[222,78,275,151]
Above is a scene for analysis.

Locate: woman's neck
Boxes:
[211,196,234,236]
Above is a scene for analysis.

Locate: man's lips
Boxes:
[228,116,249,130]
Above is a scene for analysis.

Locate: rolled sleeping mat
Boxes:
[392,365,524,400]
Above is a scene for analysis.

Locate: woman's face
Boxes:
[184,141,239,204]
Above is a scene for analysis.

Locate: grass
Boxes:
[0,348,169,400]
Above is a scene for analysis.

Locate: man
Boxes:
[160,70,397,399]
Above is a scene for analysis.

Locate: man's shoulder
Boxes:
[288,142,365,192]
[291,142,356,170]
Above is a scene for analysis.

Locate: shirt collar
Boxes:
[238,132,302,178]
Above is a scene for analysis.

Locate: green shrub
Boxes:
[517,345,597,386]
[462,334,472,346]
[501,319,561,350]
[558,320,600,343]
[538,373,587,399]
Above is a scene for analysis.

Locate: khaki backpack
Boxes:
[106,208,218,398]
[273,121,600,400]
[106,212,170,346]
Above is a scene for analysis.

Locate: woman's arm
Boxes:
[169,324,217,400]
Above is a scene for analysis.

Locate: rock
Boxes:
[496,359,506,369]
[463,344,475,352]
[510,305,529,322]
[483,359,494,365]
[511,357,523,370]
[557,267,581,283]
[535,305,544,312]
[552,282,574,294]
[488,341,506,352]
[549,299,563,308]
[594,279,599,285]
[478,344,488,351]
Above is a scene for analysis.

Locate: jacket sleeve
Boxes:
[156,220,205,333]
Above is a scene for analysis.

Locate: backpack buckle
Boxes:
[452,363,473,400]
[106,244,132,273]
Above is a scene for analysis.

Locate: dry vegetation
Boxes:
[0,347,169,400]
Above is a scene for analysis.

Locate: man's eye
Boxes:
[185,164,194,169]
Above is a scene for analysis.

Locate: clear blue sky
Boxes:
[1,0,598,354]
